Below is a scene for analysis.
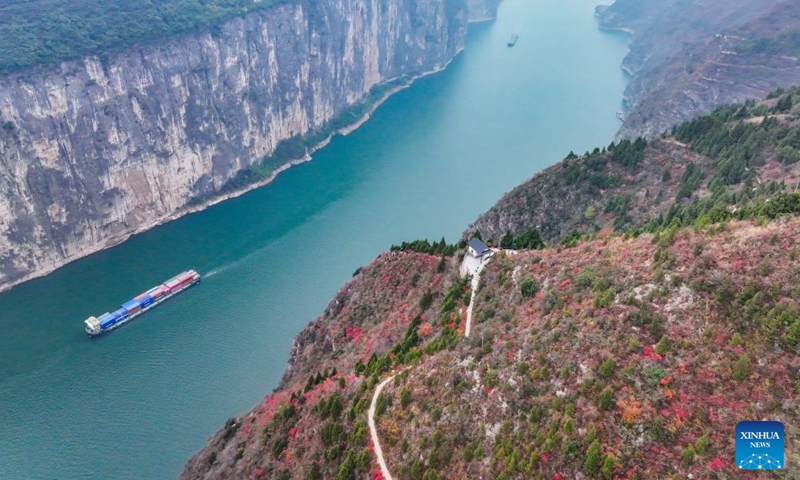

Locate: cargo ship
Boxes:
[508,34,519,47]
[84,270,201,336]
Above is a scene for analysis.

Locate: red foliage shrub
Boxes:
[643,346,662,361]
[345,326,363,341]
[707,457,725,471]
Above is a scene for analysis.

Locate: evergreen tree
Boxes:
[513,226,545,250]
[500,230,515,248]
[774,94,793,113]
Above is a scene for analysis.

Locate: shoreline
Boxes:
[0,56,463,296]
[598,25,634,35]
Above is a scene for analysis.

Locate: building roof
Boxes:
[468,238,489,254]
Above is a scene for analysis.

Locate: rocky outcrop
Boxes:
[0,0,499,292]
[597,0,800,139]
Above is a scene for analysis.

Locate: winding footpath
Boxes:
[368,250,507,478]
[368,373,400,480]
[464,265,483,338]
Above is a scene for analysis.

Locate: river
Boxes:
[0,0,628,478]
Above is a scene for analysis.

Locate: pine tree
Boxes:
[513,226,544,249]
[500,230,515,248]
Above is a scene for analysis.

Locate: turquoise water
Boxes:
[0,1,628,478]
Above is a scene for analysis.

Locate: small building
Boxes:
[467,238,490,259]
[461,238,493,278]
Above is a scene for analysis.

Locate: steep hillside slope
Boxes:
[596,0,782,79]
[465,88,800,243]
[180,212,800,479]
[0,0,498,293]
[178,86,800,479]
[179,250,467,480]
[597,0,800,139]
[379,218,800,478]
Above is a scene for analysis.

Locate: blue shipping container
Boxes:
[112,308,129,320]
[97,313,114,323]
[122,299,140,312]
[138,295,154,308]
[101,318,117,328]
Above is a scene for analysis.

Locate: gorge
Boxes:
[8,0,800,478]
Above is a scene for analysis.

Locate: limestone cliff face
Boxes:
[0,0,498,292]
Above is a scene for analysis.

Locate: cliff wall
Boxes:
[0,0,498,292]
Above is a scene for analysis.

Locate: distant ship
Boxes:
[508,34,519,47]
[84,270,201,336]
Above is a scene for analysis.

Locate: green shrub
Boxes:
[597,387,615,411]
[376,392,393,416]
[400,387,413,409]
[321,421,346,446]
[654,335,670,355]
[681,445,696,465]
[584,440,602,473]
[601,454,615,479]
[593,289,614,308]
[783,318,800,348]
[643,364,667,385]
[731,354,751,380]
[598,357,615,378]
[520,278,538,298]
[695,433,710,455]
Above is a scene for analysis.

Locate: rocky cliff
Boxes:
[0,0,498,293]
[597,0,800,139]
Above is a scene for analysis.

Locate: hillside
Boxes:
[466,88,800,244]
[597,0,800,139]
[180,249,470,480]
[180,210,800,479]
[378,217,800,478]
[181,91,800,478]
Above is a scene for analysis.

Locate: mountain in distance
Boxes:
[598,0,800,140]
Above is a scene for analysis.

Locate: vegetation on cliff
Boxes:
[0,0,296,74]
[180,250,472,480]
[182,212,800,479]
